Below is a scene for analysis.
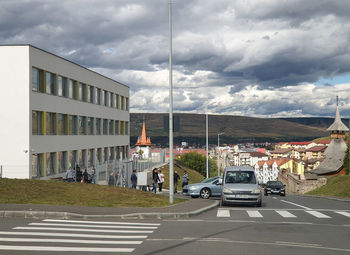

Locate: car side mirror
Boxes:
[217,179,223,185]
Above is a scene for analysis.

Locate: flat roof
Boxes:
[0,44,129,89]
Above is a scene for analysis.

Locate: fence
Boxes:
[95,150,166,188]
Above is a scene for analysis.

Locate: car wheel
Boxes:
[280,193,286,196]
[200,188,211,199]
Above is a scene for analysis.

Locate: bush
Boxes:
[179,152,218,177]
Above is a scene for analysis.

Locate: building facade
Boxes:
[0,45,130,179]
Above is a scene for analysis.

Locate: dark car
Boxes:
[264,181,286,196]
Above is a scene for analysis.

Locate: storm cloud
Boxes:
[1,0,350,117]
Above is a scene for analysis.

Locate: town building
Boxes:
[270,148,292,158]
[311,103,349,175]
[304,145,327,160]
[0,45,130,179]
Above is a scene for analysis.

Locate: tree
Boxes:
[179,152,218,177]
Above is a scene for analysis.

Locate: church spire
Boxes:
[327,97,349,138]
[135,120,152,146]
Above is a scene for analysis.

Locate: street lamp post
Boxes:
[217,132,224,176]
[206,106,209,178]
[168,0,174,204]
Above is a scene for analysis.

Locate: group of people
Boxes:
[66,165,96,184]
[151,168,165,193]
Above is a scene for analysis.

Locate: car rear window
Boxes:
[225,171,256,184]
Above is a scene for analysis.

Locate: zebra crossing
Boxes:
[0,219,160,253]
[216,209,350,219]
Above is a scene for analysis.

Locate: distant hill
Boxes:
[278,117,349,129]
[130,113,332,146]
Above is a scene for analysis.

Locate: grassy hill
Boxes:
[0,178,185,207]
[131,113,329,145]
[307,175,350,198]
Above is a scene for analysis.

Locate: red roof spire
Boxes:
[135,121,152,146]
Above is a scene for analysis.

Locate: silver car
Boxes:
[221,166,262,207]
[182,176,222,199]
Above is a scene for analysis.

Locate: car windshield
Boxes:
[266,181,283,187]
[225,171,256,184]
[201,177,218,183]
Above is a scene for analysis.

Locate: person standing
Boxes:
[158,170,165,192]
[83,169,89,183]
[152,168,160,193]
[131,170,137,189]
[174,171,180,193]
[182,171,189,190]
[66,167,74,182]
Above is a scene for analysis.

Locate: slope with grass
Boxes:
[307,175,350,198]
[158,160,206,190]
[0,178,185,207]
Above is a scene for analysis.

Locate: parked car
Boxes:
[221,166,262,207]
[264,181,286,196]
[182,176,222,199]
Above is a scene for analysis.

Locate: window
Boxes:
[67,115,74,135]
[46,72,55,95]
[87,117,93,135]
[46,152,55,176]
[67,79,74,99]
[89,149,95,166]
[32,67,43,92]
[58,151,66,173]
[96,88,101,105]
[121,96,125,110]
[109,120,114,135]
[32,154,39,177]
[78,116,86,135]
[109,147,115,161]
[46,112,55,135]
[78,83,84,101]
[107,91,111,107]
[125,121,129,135]
[104,147,109,162]
[103,119,108,135]
[58,114,65,135]
[112,93,116,108]
[95,118,101,135]
[126,97,129,111]
[101,90,105,106]
[115,120,120,135]
[32,111,42,135]
[88,85,94,103]
[97,148,102,164]
[57,76,66,97]
[116,94,119,109]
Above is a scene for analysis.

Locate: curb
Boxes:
[0,200,220,220]
[297,194,350,203]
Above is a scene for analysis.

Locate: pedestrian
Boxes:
[91,165,96,184]
[152,168,160,193]
[182,170,189,190]
[66,166,74,182]
[83,169,89,183]
[108,172,115,186]
[131,170,137,189]
[174,171,180,193]
[158,170,165,192]
[76,165,82,183]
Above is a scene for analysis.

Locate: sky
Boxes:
[1,0,350,118]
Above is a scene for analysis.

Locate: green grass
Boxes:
[158,160,206,190]
[307,175,350,198]
[0,178,185,207]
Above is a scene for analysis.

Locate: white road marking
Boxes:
[280,200,311,210]
[306,211,331,218]
[217,209,230,217]
[275,241,321,247]
[335,211,350,218]
[247,211,263,218]
[0,245,134,253]
[14,227,153,234]
[276,210,297,218]
[0,238,142,245]
[0,231,147,239]
[43,219,160,226]
[29,223,157,229]
[272,197,277,200]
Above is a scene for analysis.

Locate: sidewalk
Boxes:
[0,190,219,220]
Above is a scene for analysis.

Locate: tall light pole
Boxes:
[217,132,224,176]
[168,0,174,204]
[206,106,209,178]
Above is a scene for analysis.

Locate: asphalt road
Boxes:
[0,195,350,255]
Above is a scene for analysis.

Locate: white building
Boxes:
[0,45,130,179]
